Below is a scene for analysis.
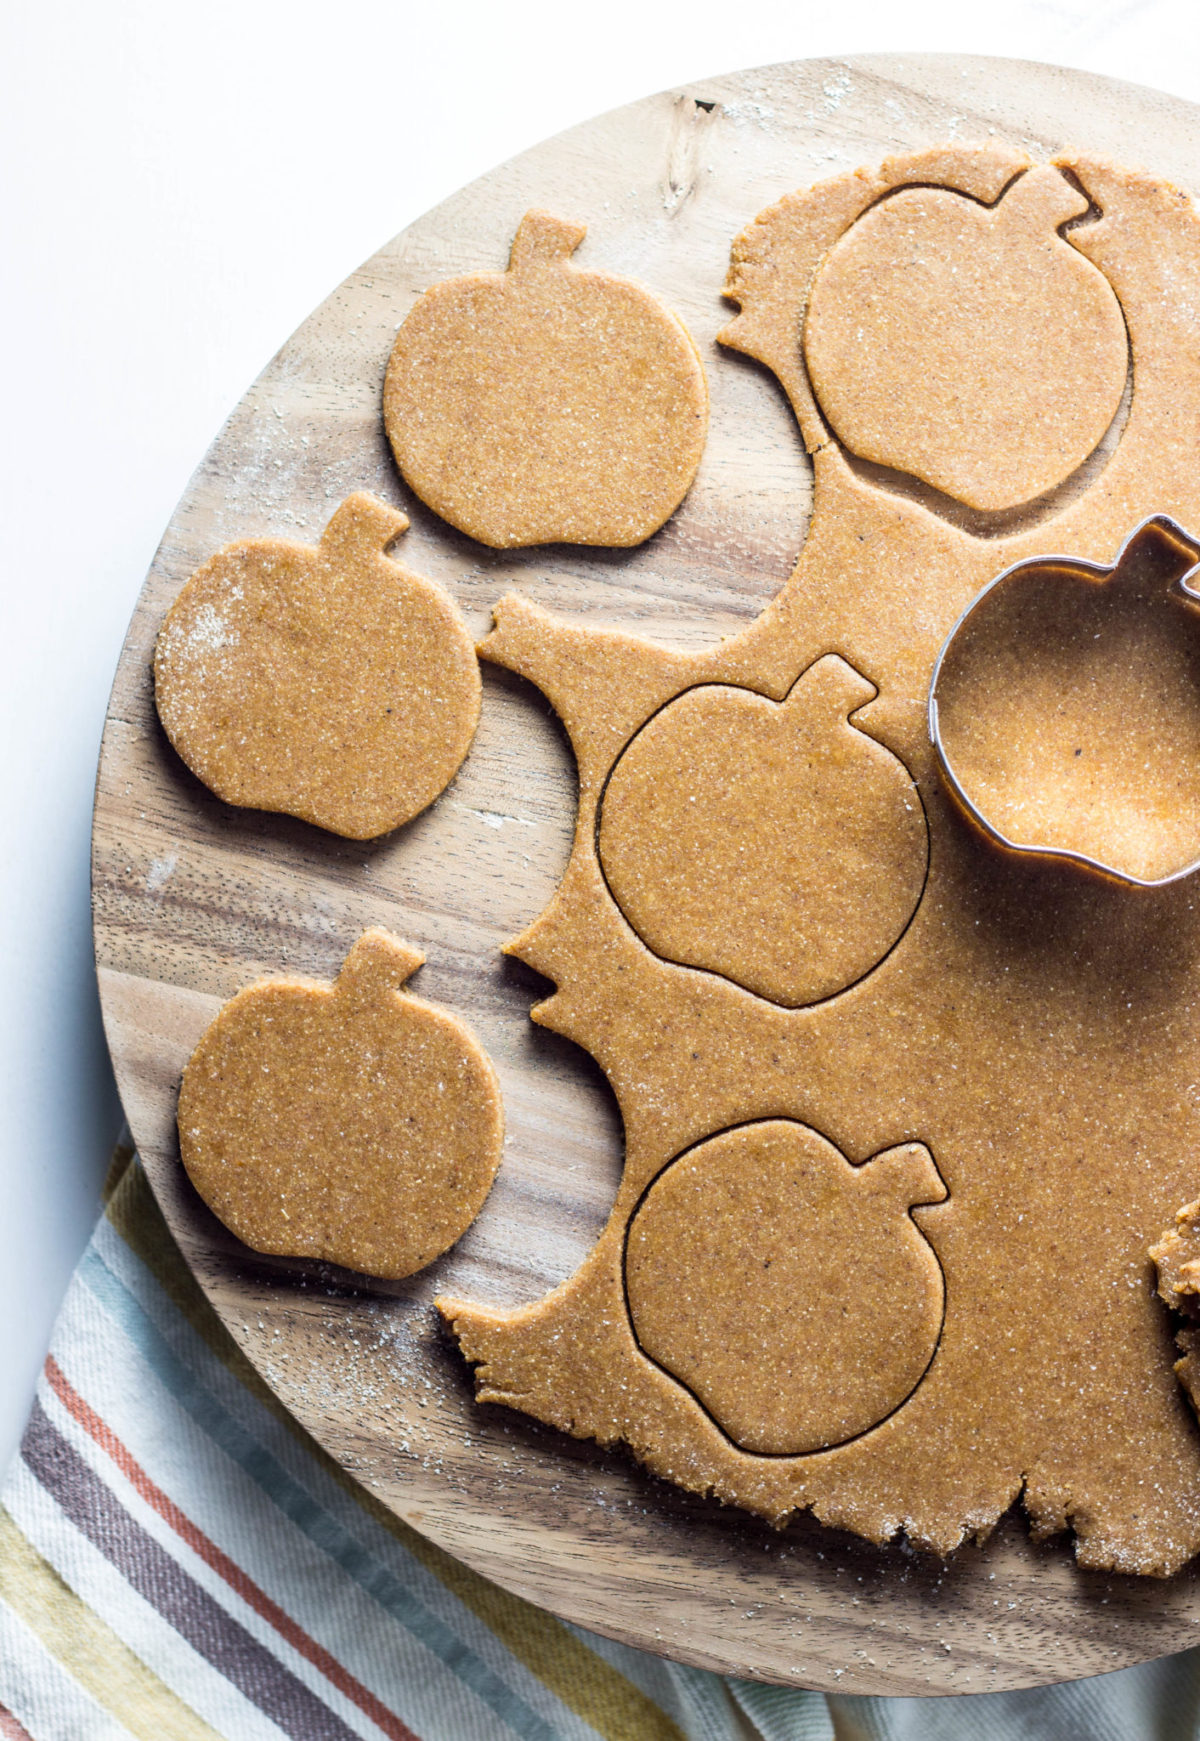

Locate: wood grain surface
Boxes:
[92,53,1200,1695]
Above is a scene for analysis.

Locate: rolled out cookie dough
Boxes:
[625,1122,946,1454]
[438,145,1200,1577]
[803,165,1128,512]
[598,655,928,1006]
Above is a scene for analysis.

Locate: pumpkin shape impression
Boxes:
[154,493,480,840]
[803,166,1128,512]
[178,930,504,1280]
[597,655,928,1007]
[931,516,1200,885]
[383,209,708,548]
[625,1121,947,1454]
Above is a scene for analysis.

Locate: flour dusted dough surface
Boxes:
[438,145,1200,1577]
[625,1123,947,1454]
[154,493,480,840]
[383,210,708,548]
[598,655,928,1006]
[178,930,504,1280]
[803,167,1129,512]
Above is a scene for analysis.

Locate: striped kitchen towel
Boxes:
[0,1146,1197,1740]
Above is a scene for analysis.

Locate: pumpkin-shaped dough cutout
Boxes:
[383,209,708,548]
[154,493,480,840]
[803,166,1128,512]
[931,516,1200,885]
[178,930,504,1280]
[598,655,928,1007]
[625,1122,948,1454]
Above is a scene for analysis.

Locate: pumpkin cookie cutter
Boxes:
[928,513,1200,888]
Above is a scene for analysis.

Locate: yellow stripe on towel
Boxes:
[0,1503,223,1741]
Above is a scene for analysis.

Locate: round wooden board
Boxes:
[93,53,1200,1696]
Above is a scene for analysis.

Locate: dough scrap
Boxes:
[598,654,928,1006]
[178,930,504,1280]
[803,166,1128,512]
[932,516,1200,885]
[1151,1204,1200,1431]
[154,492,480,840]
[383,209,708,548]
[626,1122,946,1454]
[438,147,1200,1577]
[1151,1201,1200,1315]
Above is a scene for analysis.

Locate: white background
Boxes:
[2,0,1198,1471]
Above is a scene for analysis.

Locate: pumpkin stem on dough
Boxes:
[508,209,587,272]
[865,1142,948,1210]
[782,653,877,721]
[336,929,424,1002]
[320,493,410,565]
[995,164,1090,235]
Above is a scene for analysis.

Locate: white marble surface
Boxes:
[2,0,1198,1474]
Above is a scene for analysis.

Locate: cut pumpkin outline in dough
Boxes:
[595,653,930,1009]
[864,163,1131,541]
[440,143,1200,1577]
[735,161,1132,541]
[833,365,1134,543]
[802,164,1130,517]
[930,513,1200,887]
[621,1119,949,1457]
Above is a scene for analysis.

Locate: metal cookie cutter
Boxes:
[928,514,1200,889]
